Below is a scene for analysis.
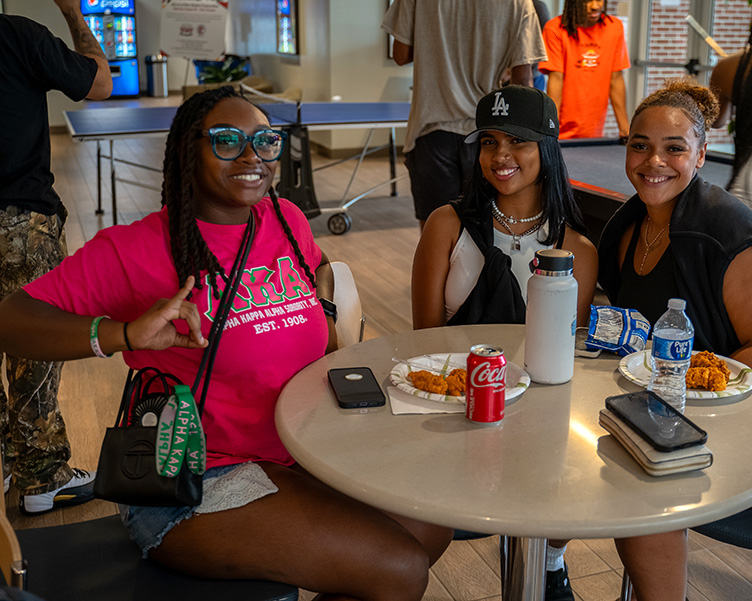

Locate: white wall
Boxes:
[328,0,411,149]
[135,0,198,93]
[253,0,413,150]
[5,0,414,151]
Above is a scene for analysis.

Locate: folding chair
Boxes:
[331,261,365,348]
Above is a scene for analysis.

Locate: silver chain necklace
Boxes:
[490,202,544,251]
[493,214,543,251]
[490,201,543,224]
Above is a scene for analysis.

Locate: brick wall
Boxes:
[602,0,752,146]
[705,0,752,146]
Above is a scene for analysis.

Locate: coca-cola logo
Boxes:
[470,361,506,388]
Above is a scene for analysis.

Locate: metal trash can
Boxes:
[145,54,168,97]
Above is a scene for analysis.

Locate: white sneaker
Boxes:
[20,468,96,515]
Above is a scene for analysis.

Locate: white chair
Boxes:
[330,261,365,348]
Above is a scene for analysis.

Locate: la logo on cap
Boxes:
[491,92,509,117]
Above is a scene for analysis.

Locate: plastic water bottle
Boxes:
[648,298,694,412]
[524,249,578,384]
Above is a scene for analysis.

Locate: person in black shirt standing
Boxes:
[0,0,111,514]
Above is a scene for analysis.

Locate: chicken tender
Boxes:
[686,351,731,390]
[686,366,728,391]
[407,370,448,395]
[689,351,731,381]
[449,368,467,383]
[445,369,467,396]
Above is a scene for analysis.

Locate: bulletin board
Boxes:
[160,0,228,60]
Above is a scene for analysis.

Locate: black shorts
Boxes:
[404,130,477,221]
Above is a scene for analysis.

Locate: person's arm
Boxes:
[53,0,113,99]
[392,40,413,66]
[721,246,752,367]
[411,206,461,330]
[610,71,629,139]
[561,229,598,326]
[509,64,533,87]
[546,71,563,114]
[314,251,338,354]
[0,277,207,362]
[710,51,743,128]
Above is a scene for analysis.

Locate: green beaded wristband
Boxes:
[89,316,113,359]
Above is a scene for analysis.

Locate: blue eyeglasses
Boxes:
[201,127,287,162]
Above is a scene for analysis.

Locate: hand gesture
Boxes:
[125,277,208,351]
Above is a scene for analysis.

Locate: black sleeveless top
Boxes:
[616,222,679,327]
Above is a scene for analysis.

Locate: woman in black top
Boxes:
[599,77,752,601]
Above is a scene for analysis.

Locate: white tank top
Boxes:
[444,224,552,321]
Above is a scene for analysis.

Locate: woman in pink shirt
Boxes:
[0,86,452,601]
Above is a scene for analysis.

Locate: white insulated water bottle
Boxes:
[524,249,578,384]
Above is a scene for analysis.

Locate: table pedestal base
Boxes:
[500,536,548,601]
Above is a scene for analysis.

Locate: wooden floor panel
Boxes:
[3,114,750,600]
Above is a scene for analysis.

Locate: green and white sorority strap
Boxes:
[156,384,206,477]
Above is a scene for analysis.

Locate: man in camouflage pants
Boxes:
[0,0,111,514]
[0,208,71,494]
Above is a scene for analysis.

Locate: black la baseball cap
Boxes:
[465,85,559,143]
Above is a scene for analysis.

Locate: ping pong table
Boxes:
[63,101,411,231]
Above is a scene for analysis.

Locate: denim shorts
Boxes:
[121,462,278,557]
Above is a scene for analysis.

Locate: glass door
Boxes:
[627,0,752,151]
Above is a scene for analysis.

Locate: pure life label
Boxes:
[652,336,693,361]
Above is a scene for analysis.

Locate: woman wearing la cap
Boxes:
[411,84,598,331]
[411,84,598,601]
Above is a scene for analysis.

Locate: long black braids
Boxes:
[730,30,752,191]
[161,85,317,297]
[560,0,608,39]
[268,186,317,290]
[162,86,241,297]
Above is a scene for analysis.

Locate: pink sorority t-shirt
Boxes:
[25,198,327,469]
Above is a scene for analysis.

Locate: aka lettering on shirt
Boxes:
[202,256,317,333]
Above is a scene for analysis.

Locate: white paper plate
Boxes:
[389,352,530,404]
[618,350,752,400]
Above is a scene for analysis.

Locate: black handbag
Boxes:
[93,216,255,507]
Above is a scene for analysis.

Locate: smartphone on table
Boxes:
[605,390,707,452]
[328,367,386,409]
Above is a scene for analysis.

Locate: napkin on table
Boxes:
[387,386,465,415]
[599,409,713,476]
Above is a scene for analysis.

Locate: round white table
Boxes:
[276,324,752,600]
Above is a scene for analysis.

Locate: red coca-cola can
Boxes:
[466,345,506,425]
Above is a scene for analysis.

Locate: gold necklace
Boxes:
[639,216,668,275]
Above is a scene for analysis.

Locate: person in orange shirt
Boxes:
[539,0,630,140]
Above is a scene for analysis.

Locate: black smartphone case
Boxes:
[605,391,708,452]
[328,367,386,409]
